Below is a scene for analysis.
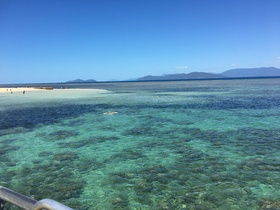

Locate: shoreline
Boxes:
[0,87,109,94]
[0,87,52,93]
[0,87,53,93]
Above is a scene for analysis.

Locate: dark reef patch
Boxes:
[47,130,80,141]
[53,151,79,161]
[58,138,95,148]
[78,158,104,172]
[104,148,147,164]
[0,104,111,131]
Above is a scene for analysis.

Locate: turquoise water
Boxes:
[1,79,280,210]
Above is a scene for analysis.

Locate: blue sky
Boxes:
[1,0,280,84]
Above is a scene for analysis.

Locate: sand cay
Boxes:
[0,87,109,103]
[0,87,108,93]
[0,87,50,93]
[0,87,109,108]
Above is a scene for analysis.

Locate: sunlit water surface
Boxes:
[1,79,280,209]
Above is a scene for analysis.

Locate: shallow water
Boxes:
[1,79,280,209]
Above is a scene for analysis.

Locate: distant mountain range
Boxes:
[66,67,280,83]
[137,67,280,81]
[65,79,97,83]
[138,72,226,81]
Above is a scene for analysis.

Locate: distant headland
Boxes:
[137,67,280,81]
[66,67,280,83]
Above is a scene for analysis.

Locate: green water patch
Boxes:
[57,135,120,149]
[230,128,280,156]
[122,125,160,137]
[58,138,97,149]
[110,125,280,209]
[0,138,19,177]
[2,151,85,209]
[81,158,253,209]
[43,130,80,141]
[104,148,147,164]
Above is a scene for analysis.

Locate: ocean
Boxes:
[1,78,280,210]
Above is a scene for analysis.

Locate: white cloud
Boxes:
[175,66,188,69]
[277,56,280,62]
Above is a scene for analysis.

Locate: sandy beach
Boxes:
[0,87,109,107]
[0,87,51,93]
[0,87,108,93]
[0,87,109,102]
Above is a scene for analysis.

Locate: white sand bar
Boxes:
[0,87,47,93]
[0,87,110,109]
[0,87,108,94]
